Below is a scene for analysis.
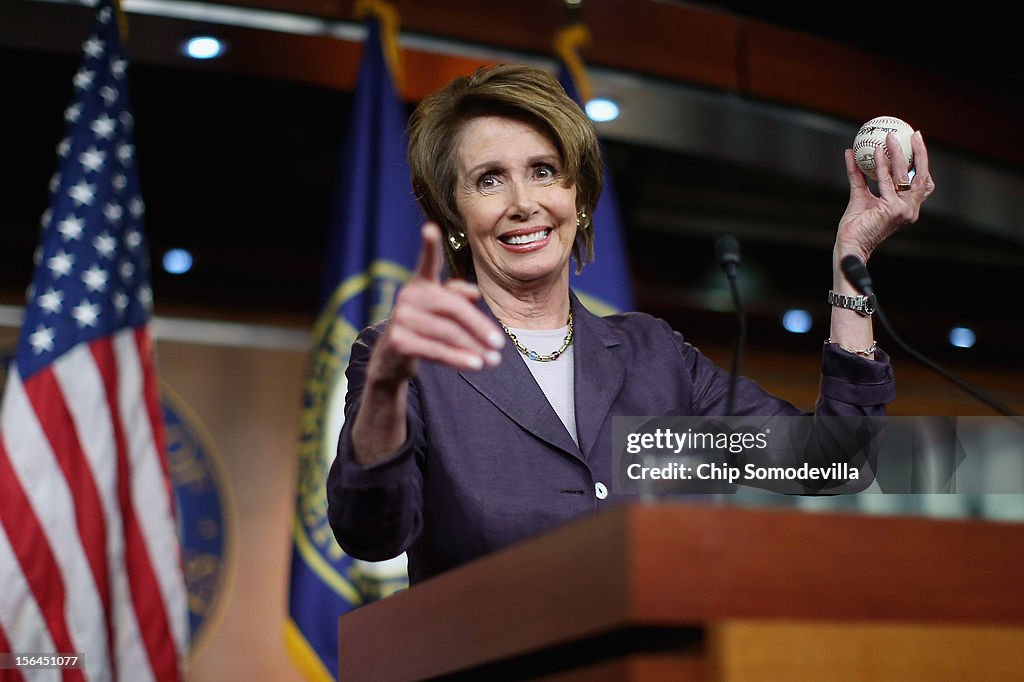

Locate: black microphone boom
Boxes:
[715,233,745,415]
[840,256,1019,418]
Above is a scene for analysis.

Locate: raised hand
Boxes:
[836,130,936,263]
[367,222,505,386]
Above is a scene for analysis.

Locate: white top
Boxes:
[506,325,577,446]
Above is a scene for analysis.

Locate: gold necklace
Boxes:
[500,310,574,362]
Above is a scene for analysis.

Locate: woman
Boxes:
[327,64,935,584]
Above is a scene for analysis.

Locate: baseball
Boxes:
[853,116,914,181]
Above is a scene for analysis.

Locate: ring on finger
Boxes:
[894,180,912,192]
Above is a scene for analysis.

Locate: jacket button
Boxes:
[595,482,608,499]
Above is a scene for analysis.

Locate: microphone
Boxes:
[715,234,745,415]
[840,255,1019,418]
[715,233,741,278]
[839,254,874,297]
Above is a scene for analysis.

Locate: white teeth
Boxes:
[504,229,549,245]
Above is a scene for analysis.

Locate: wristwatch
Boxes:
[828,289,876,316]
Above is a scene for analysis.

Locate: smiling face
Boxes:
[454,115,578,295]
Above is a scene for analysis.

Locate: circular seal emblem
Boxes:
[162,387,230,652]
[0,354,231,654]
[293,262,411,610]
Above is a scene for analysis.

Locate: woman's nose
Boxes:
[505,180,540,221]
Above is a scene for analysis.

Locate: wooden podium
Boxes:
[336,502,1024,680]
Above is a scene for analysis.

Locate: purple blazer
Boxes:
[327,292,894,584]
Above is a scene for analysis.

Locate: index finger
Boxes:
[413,222,445,283]
[844,148,869,196]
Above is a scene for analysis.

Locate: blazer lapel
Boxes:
[459,300,582,460]
[571,294,626,459]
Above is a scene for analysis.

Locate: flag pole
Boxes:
[112,0,130,43]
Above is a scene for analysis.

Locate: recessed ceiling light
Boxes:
[183,36,225,60]
[949,326,976,349]
[585,98,619,122]
[163,248,193,275]
[781,309,812,334]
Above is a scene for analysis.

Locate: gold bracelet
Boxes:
[825,338,877,358]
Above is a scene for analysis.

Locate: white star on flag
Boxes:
[113,289,129,311]
[91,113,117,139]
[103,202,123,224]
[68,179,96,206]
[38,288,65,314]
[83,37,104,58]
[100,85,118,105]
[79,145,106,173]
[47,250,75,278]
[71,299,101,328]
[73,68,94,90]
[125,228,142,249]
[27,325,56,354]
[93,232,117,258]
[116,142,134,164]
[58,215,85,240]
[81,263,109,292]
[138,284,153,309]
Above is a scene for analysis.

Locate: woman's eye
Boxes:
[535,164,557,181]
[478,174,499,189]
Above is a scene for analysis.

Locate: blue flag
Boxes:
[558,64,635,315]
[286,12,418,681]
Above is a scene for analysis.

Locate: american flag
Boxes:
[0,1,188,680]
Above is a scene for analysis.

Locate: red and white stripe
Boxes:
[0,326,188,681]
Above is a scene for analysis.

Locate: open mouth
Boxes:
[499,228,552,246]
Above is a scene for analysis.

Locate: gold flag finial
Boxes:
[354,0,404,92]
[554,23,592,103]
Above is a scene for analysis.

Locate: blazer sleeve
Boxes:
[665,320,895,493]
[326,323,425,562]
[816,343,896,413]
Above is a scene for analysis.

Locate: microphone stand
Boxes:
[873,303,1018,418]
[841,255,1019,419]
[715,234,745,415]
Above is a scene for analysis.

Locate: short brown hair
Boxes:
[407,63,604,279]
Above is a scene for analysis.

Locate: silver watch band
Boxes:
[828,289,876,316]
